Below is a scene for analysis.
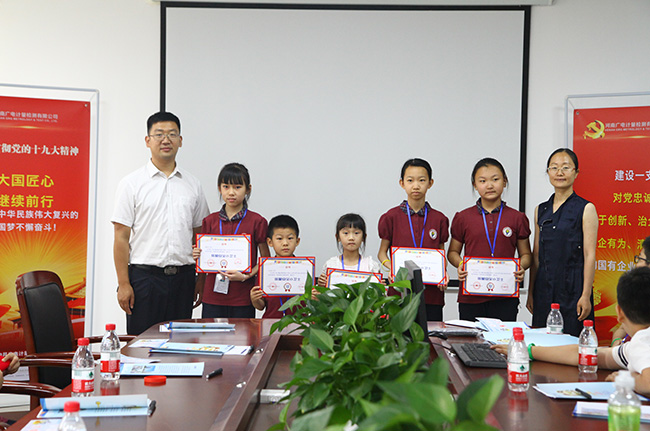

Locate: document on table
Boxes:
[129,338,167,349]
[535,382,649,401]
[38,395,151,418]
[120,362,205,376]
[18,419,61,431]
[160,321,236,332]
[481,330,578,346]
[150,341,234,355]
[573,401,650,422]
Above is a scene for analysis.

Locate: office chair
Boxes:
[15,271,134,404]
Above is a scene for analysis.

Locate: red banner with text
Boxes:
[573,106,650,344]
[0,96,90,355]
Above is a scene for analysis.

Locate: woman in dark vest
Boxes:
[527,148,598,337]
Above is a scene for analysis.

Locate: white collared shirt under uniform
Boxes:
[612,326,650,374]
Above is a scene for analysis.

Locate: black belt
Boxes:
[130,264,195,276]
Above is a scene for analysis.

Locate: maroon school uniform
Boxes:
[378,201,449,305]
[262,296,296,318]
[201,207,268,307]
[450,200,530,304]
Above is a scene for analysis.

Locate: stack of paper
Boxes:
[121,362,205,376]
[37,395,151,418]
[160,322,236,332]
[535,382,649,401]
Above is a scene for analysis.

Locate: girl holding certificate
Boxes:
[527,149,598,337]
[318,213,381,286]
[194,163,270,318]
[448,158,532,321]
[378,158,449,321]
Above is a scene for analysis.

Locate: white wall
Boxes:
[1,0,649,334]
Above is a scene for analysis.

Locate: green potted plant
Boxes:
[269,272,503,431]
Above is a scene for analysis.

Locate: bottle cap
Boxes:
[106,323,116,331]
[64,401,80,413]
[513,327,523,334]
[615,370,635,390]
[77,337,89,346]
[583,320,593,327]
[551,303,560,310]
[144,375,167,386]
[513,331,524,342]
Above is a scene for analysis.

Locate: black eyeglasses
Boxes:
[634,255,648,264]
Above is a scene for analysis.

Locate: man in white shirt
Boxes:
[111,112,210,334]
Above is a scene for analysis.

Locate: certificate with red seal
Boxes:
[462,256,520,297]
[326,268,383,288]
[390,247,446,285]
[196,234,252,273]
[259,257,315,296]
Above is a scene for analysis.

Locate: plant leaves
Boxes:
[451,421,500,431]
[308,327,334,352]
[390,291,422,333]
[290,406,335,431]
[456,375,504,423]
[343,295,363,327]
[355,404,419,431]
[378,381,456,424]
[421,358,449,387]
[294,357,333,380]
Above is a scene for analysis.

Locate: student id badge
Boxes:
[213,274,229,294]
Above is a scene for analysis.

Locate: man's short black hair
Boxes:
[147,111,181,134]
[617,266,650,325]
[267,215,299,239]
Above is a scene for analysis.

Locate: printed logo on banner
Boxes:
[583,120,605,139]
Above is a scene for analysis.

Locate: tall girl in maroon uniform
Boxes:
[378,158,449,321]
[193,163,270,318]
[448,158,532,321]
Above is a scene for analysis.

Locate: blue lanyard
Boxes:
[481,203,503,257]
[219,209,247,235]
[406,202,428,248]
[341,254,361,271]
[279,297,285,317]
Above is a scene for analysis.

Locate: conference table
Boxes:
[7,319,650,431]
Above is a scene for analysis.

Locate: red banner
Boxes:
[573,106,650,344]
[0,96,90,355]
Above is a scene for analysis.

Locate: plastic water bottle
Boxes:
[546,303,563,334]
[507,330,529,392]
[509,327,524,352]
[578,319,598,373]
[71,338,95,397]
[58,401,86,431]
[100,323,120,381]
[608,370,641,431]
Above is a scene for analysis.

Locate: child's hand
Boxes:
[317,273,327,287]
[437,273,450,291]
[192,246,201,261]
[221,270,248,282]
[514,267,525,283]
[489,344,508,357]
[250,286,266,310]
[457,261,468,282]
[2,353,20,375]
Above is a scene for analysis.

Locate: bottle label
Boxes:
[101,351,120,373]
[508,362,529,384]
[72,368,95,393]
[547,325,563,335]
[579,346,598,366]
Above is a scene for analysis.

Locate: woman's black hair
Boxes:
[400,158,432,180]
[547,148,579,170]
